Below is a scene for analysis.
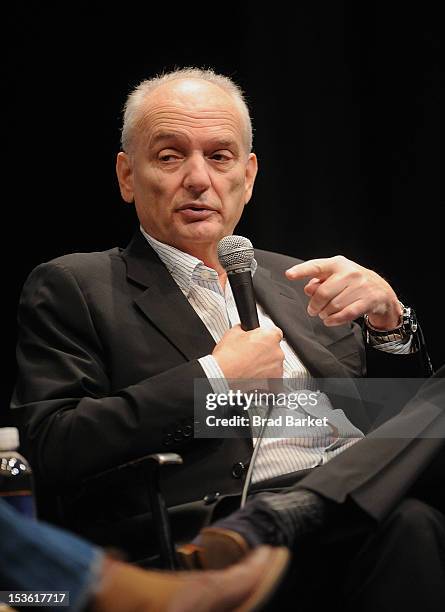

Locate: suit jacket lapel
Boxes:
[122,231,216,361]
[253,266,348,378]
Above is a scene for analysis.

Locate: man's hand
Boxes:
[212,324,285,380]
[285,255,402,330]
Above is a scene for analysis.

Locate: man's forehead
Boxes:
[139,79,242,125]
[132,78,249,151]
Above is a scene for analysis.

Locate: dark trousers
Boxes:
[270,496,445,611]
[208,462,445,610]
[208,436,445,610]
[261,440,445,611]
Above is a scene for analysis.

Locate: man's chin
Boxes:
[179,220,226,244]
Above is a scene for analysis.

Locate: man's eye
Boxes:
[159,154,179,162]
[210,152,232,162]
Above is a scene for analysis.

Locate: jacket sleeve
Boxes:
[11,262,212,487]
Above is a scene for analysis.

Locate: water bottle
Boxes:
[0,427,36,518]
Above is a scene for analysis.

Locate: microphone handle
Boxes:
[227,270,260,331]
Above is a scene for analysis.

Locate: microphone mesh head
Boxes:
[217,235,254,272]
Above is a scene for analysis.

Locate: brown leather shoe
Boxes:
[200,527,252,570]
[177,527,251,570]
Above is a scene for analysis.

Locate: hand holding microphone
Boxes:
[212,236,284,381]
[212,324,284,380]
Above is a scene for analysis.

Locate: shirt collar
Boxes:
[139,225,257,295]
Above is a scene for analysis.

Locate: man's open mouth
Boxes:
[176,204,216,220]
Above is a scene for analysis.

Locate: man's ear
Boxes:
[116,152,134,203]
[244,153,258,205]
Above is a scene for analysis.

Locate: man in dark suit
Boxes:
[11,68,444,607]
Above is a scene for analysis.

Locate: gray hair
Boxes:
[120,67,253,155]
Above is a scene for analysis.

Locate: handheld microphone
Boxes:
[217,235,259,331]
[218,236,279,507]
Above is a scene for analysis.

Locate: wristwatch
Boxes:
[363,303,417,345]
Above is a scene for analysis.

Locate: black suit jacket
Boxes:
[11,230,435,559]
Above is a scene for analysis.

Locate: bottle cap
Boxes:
[0,427,20,451]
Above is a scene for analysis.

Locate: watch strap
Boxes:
[364,303,417,345]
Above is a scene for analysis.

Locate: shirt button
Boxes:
[200,270,212,280]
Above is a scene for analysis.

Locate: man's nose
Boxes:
[183,154,211,194]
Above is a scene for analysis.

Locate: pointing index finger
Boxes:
[285,258,334,280]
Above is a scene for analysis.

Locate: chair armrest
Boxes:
[84,453,183,569]
[84,452,183,481]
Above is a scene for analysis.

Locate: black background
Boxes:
[3,2,444,423]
